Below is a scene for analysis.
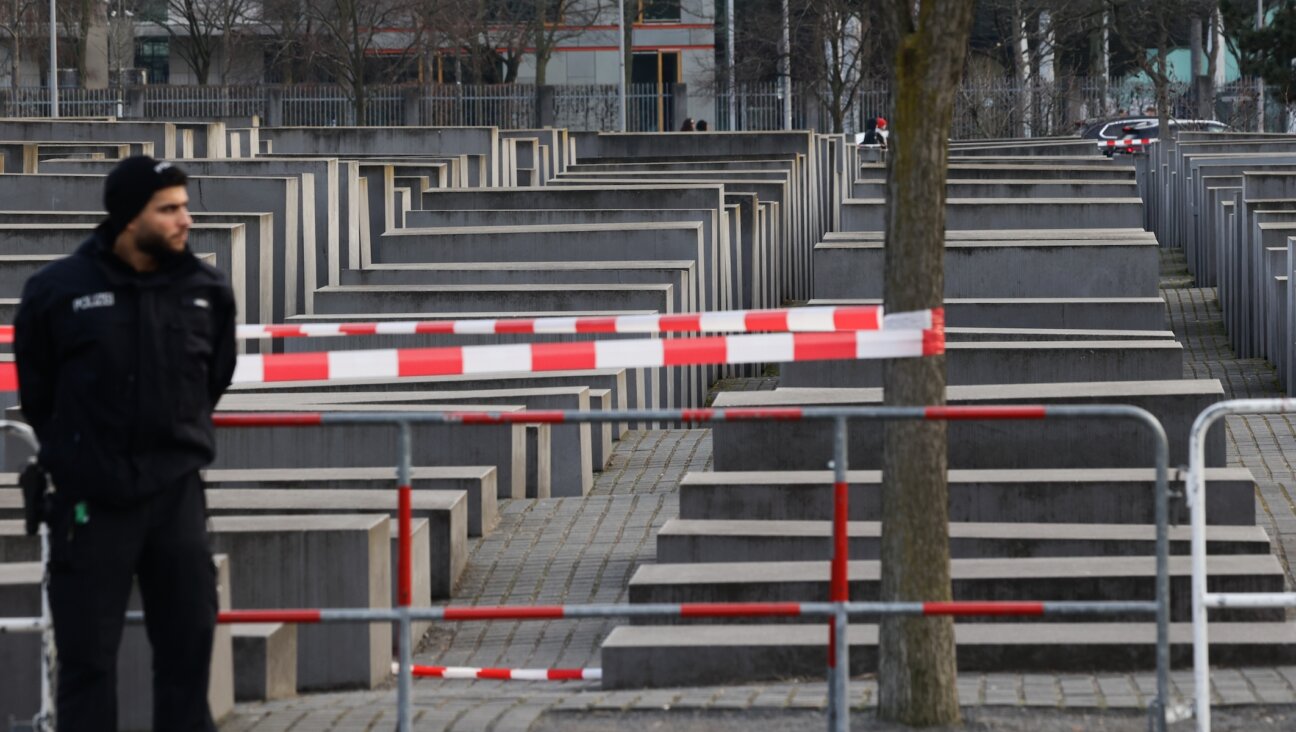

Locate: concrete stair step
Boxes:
[627,555,1284,623]
[678,468,1256,525]
[599,622,1296,689]
[655,519,1271,562]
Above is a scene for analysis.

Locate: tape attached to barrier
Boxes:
[230,328,943,385]
[403,663,601,681]
[1097,138,1156,148]
[0,307,944,391]
[226,305,887,340]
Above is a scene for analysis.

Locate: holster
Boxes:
[19,460,50,536]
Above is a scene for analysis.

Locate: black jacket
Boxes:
[14,222,237,506]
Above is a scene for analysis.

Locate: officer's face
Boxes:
[130,186,192,257]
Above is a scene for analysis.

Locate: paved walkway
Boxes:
[220,251,1296,731]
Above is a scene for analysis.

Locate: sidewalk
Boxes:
[219,250,1296,731]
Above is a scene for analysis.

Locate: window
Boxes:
[134,38,169,84]
[638,0,680,22]
[136,0,168,24]
[487,0,564,23]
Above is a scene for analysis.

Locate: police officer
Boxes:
[13,156,237,731]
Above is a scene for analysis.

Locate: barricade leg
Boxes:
[1191,443,1211,732]
[39,524,55,732]
[1152,419,1170,732]
[397,422,414,732]
[828,417,849,732]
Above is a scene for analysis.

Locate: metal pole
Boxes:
[1190,405,1213,732]
[1151,414,1170,732]
[616,0,627,132]
[726,0,735,130]
[38,524,54,732]
[0,421,54,732]
[1257,0,1265,132]
[827,416,849,732]
[396,421,414,732]
[48,0,57,118]
[781,0,792,130]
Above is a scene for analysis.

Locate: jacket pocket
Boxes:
[169,307,213,418]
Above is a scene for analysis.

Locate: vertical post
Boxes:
[617,0,627,132]
[1256,0,1265,132]
[396,422,414,732]
[48,0,57,118]
[1190,414,1213,732]
[780,0,791,130]
[827,416,849,732]
[1152,420,1170,732]
[1100,10,1110,116]
[726,0,735,130]
[39,525,54,732]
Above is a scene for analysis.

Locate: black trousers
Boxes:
[48,474,218,732]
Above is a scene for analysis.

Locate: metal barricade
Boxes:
[0,420,52,732]
[1188,398,1296,732]
[4,405,1172,732]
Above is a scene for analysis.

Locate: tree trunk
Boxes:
[534,0,548,86]
[877,0,974,725]
[10,31,19,88]
[1011,0,1029,136]
[535,50,548,85]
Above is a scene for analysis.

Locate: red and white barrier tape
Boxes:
[399,662,600,681]
[0,309,942,390]
[1098,138,1157,148]
[0,306,928,343]
[228,305,891,340]
[230,327,943,385]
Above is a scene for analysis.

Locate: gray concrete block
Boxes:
[0,553,234,729]
[0,120,174,157]
[200,489,466,598]
[265,388,594,497]
[228,368,631,443]
[780,340,1183,387]
[654,519,1271,562]
[849,179,1140,199]
[677,468,1256,526]
[627,554,1283,623]
[199,466,497,538]
[711,381,1227,470]
[206,514,391,690]
[807,298,1168,331]
[600,622,1296,688]
[842,199,1145,231]
[813,240,1159,299]
[208,402,530,501]
[232,623,297,702]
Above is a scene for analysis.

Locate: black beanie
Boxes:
[103,156,188,234]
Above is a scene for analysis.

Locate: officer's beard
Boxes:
[135,229,186,269]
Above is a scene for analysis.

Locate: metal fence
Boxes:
[1,403,1176,732]
[715,76,1294,138]
[2,76,1290,135]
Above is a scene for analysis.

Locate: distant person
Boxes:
[696,119,709,131]
[861,116,883,147]
[679,118,696,131]
[877,117,889,148]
